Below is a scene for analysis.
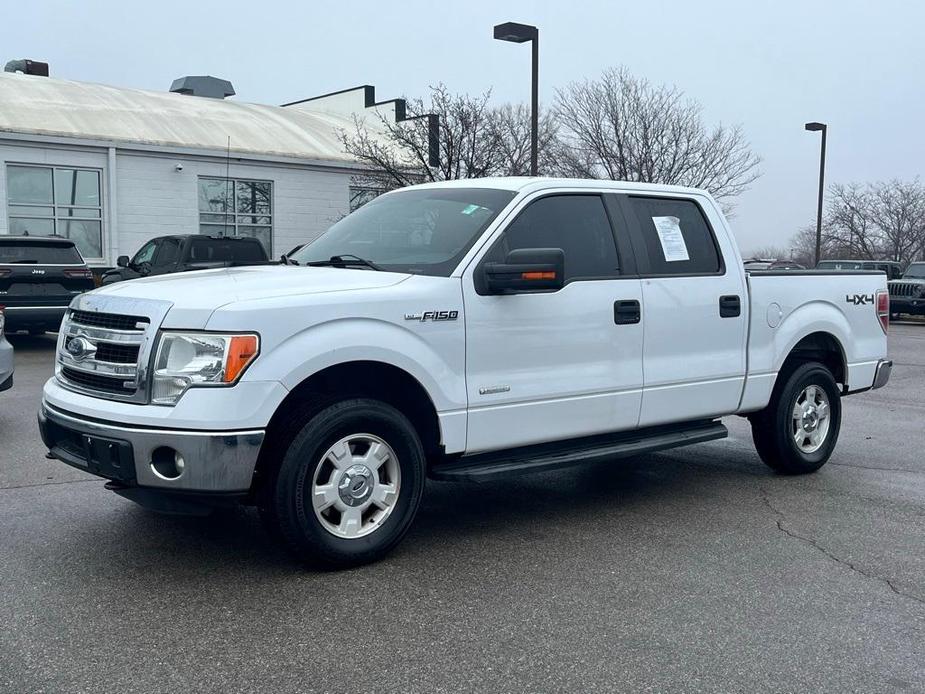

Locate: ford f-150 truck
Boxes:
[39,178,892,568]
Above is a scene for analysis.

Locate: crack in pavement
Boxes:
[0,478,99,492]
[759,486,925,608]
[829,461,924,474]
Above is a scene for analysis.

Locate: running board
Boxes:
[429,419,727,482]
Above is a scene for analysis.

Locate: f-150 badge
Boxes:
[404,310,459,322]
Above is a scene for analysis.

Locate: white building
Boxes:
[0,71,427,267]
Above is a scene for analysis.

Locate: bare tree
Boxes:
[819,180,925,264]
[552,67,760,205]
[343,84,562,193]
[488,103,559,176]
[869,179,925,262]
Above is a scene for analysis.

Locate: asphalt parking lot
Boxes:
[1,324,923,693]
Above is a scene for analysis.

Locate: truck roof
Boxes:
[403,176,711,197]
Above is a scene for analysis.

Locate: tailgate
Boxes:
[0,264,93,307]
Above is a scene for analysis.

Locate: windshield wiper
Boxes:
[306,254,383,271]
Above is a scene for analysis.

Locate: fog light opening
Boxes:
[151,447,185,480]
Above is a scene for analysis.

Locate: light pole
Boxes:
[805,121,827,266]
[493,21,539,176]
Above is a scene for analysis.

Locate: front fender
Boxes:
[243,317,467,414]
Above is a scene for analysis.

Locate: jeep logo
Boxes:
[31,269,45,275]
[845,294,876,306]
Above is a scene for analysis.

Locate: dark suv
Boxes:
[101,235,269,285]
[0,236,95,334]
[888,262,925,318]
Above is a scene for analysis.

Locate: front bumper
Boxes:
[889,296,925,315]
[4,305,68,330]
[872,359,892,390]
[39,401,265,493]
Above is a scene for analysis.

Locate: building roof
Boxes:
[0,72,390,163]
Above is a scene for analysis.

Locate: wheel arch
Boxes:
[778,330,848,389]
[251,360,444,496]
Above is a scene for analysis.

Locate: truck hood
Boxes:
[91,265,411,328]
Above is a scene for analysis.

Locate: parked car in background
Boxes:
[101,235,269,285]
[743,258,805,271]
[888,261,925,318]
[0,236,95,334]
[0,308,13,392]
[816,259,904,279]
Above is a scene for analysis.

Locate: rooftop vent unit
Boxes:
[4,59,49,76]
[169,75,235,99]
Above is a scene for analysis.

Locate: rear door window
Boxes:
[626,197,721,276]
[0,241,83,264]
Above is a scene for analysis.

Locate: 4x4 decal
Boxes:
[845,293,875,306]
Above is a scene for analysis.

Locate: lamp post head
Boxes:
[493,22,538,43]
[805,121,826,132]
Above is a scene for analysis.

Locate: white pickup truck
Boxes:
[39,178,892,568]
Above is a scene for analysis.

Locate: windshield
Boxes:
[904,263,925,279]
[290,187,516,276]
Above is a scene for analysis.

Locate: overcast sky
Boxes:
[3,0,923,255]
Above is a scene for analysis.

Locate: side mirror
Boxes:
[116,255,130,268]
[481,248,565,295]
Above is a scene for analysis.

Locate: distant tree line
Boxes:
[342,67,761,209]
[751,180,925,267]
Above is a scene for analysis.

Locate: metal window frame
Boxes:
[197,176,274,255]
[5,163,105,262]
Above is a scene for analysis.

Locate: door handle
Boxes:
[719,295,741,318]
[614,300,641,325]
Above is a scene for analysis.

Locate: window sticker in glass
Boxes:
[652,216,690,262]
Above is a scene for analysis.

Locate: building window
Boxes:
[6,164,103,260]
[198,177,272,254]
[349,186,383,212]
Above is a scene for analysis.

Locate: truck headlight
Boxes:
[151,332,259,405]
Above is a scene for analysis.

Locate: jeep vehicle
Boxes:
[888,261,925,317]
[101,234,269,284]
[39,179,891,568]
[0,236,95,334]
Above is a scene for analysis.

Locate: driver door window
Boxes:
[151,238,180,274]
[486,194,620,281]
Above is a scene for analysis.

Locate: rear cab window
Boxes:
[625,197,722,276]
[0,240,84,265]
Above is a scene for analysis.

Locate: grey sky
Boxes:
[4,0,923,255]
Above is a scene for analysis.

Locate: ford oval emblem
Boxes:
[66,336,97,361]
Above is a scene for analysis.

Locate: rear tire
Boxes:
[750,361,841,475]
[260,398,426,569]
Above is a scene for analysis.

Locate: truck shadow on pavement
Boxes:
[85,446,765,574]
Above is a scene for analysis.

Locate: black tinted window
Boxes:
[628,197,721,275]
[492,195,619,281]
[153,239,180,267]
[0,241,83,264]
[189,238,267,263]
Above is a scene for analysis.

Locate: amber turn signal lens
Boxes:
[521,271,556,280]
[224,335,259,383]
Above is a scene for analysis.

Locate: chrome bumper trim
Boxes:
[40,401,264,492]
[872,359,892,390]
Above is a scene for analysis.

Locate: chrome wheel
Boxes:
[791,385,831,454]
[310,434,401,539]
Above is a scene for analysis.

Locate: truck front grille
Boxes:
[60,367,136,395]
[57,308,153,402]
[69,309,149,331]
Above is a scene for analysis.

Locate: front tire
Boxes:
[750,361,841,475]
[262,398,426,569]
